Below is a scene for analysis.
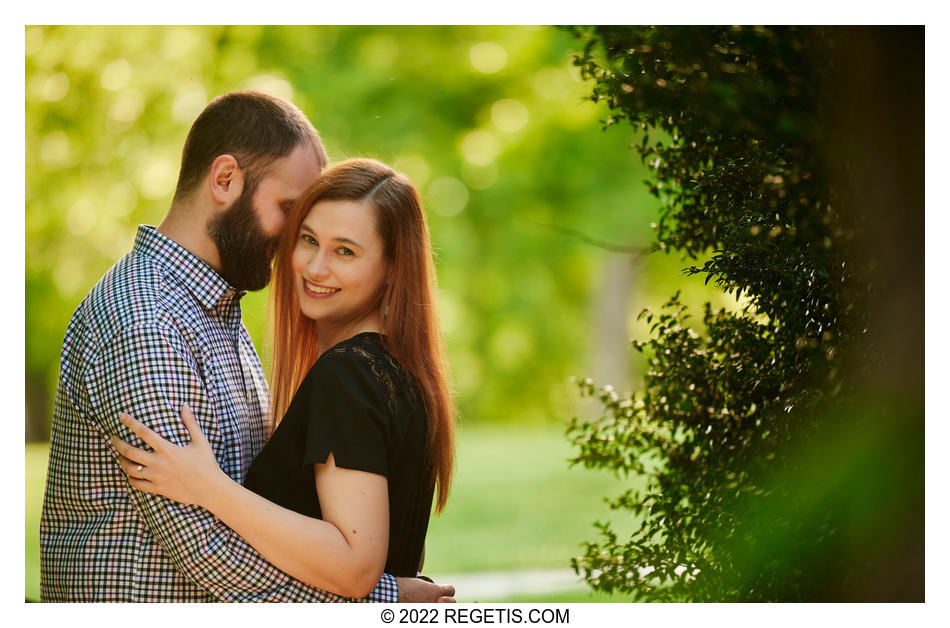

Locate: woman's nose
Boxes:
[305,252,330,278]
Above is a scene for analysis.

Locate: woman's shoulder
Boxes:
[303,333,397,387]
[317,332,420,414]
[311,332,386,377]
[322,331,384,359]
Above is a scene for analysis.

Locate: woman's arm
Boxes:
[111,406,389,599]
[205,453,389,599]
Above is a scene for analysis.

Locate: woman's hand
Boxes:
[110,404,227,508]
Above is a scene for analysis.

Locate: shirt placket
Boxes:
[216,290,267,478]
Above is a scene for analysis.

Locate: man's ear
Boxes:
[208,154,244,205]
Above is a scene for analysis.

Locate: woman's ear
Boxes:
[208,154,244,205]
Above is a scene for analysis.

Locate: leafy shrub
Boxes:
[565,26,923,602]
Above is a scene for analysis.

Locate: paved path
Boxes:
[436,568,587,602]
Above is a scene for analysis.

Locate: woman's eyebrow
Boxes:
[299,223,363,249]
[332,236,363,249]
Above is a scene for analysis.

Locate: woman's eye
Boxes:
[337,247,354,256]
[301,234,317,246]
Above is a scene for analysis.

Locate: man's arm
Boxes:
[83,323,396,602]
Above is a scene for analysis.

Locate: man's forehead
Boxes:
[260,145,321,191]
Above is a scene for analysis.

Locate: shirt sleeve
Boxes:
[301,349,390,478]
[83,323,397,603]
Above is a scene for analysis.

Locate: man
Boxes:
[40,91,454,603]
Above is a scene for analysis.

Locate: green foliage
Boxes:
[565,26,884,601]
[25,26,659,440]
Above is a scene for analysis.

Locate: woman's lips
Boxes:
[302,279,340,298]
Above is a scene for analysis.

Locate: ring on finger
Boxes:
[136,464,144,480]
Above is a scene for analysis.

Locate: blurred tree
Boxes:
[566,26,923,601]
[25,26,660,440]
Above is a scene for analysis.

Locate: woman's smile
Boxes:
[302,280,340,298]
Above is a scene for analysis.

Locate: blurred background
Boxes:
[24,25,738,601]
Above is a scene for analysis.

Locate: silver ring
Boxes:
[136,464,144,480]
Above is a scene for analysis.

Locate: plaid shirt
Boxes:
[40,225,398,603]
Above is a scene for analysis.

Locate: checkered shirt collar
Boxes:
[133,225,242,311]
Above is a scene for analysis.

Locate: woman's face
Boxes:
[290,199,389,328]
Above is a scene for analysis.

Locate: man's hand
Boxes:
[396,577,456,603]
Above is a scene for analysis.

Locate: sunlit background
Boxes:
[25,25,739,601]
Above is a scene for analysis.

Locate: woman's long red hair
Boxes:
[267,158,455,512]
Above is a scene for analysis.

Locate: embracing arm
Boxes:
[116,404,390,598]
[93,324,397,602]
[217,455,389,598]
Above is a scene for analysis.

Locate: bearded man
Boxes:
[39,91,454,603]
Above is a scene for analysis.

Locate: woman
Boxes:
[111,158,455,598]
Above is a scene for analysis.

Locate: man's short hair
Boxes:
[173,90,327,202]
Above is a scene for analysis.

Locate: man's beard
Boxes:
[207,189,279,292]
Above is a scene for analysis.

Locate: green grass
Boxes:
[25,423,643,601]
[423,423,641,575]
[26,443,49,602]
[499,589,633,603]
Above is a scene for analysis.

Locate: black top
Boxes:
[243,332,433,577]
